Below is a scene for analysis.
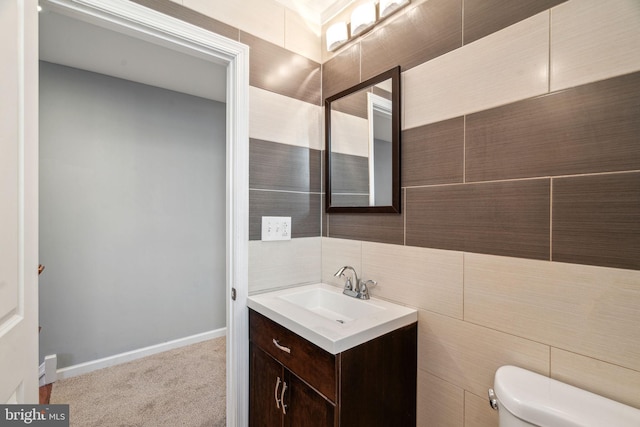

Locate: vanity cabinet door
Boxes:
[250,344,284,427]
[250,344,336,427]
[284,373,335,427]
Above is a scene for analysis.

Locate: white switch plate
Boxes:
[261,216,292,241]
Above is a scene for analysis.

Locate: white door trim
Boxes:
[42,1,249,425]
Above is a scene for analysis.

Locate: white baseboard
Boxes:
[40,354,58,386]
[56,327,226,380]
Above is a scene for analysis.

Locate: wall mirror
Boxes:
[325,66,400,213]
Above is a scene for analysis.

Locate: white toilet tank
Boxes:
[491,365,640,427]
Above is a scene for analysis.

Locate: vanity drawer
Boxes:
[249,309,337,402]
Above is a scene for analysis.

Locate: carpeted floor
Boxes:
[50,336,226,427]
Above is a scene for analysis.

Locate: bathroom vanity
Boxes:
[248,283,418,426]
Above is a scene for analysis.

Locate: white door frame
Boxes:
[42,1,250,425]
[366,92,392,206]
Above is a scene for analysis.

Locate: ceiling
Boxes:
[39,10,227,103]
[273,0,355,24]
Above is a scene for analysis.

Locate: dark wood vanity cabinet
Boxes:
[249,309,417,427]
[250,344,335,427]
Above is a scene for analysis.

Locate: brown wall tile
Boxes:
[360,0,462,81]
[372,86,391,100]
[330,194,370,207]
[327,212,404,245]
[466,72,640,182]
[552,172,640,270]
[402,117,464,187]
[463,0,566,45]
[330,152,369,194]
[250,139,321,192]
[240,31,321,105]
[330,89,368,119]
[327,190,405,244]
[249,191,320,240]
[130,0,239,40]
[322,44,361,100]
[406,180,550,260]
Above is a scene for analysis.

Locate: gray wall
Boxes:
[39,62,226,368]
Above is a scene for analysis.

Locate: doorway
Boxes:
[37,0,249,425]
[39,8,228,371]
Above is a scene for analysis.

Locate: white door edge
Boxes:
[42,1,250,425]
[0,0,39,405]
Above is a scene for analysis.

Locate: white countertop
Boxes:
[247,283,418,354]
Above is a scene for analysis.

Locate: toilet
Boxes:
[490,365,640,426]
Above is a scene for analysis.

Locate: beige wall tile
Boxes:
[183,0,285,47]
[417,370,464,427]
[285,9,321,63]
[403,11,549,129]
[361,242,463,319]
[464,253,640,372]
[465,391,499,427]
[249,237,321,293]
[551,348,640,410]
[321,237,362,288]
[330,110,369,157]
[550,0,640,91]
[249,86,322,150]
[418,310,550,397]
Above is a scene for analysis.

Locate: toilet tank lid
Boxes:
[493,366,640,427]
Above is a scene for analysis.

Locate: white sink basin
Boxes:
[247,283,417,354]
[278,287,385,323]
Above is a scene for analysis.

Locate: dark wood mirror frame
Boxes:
[325,66,401,213]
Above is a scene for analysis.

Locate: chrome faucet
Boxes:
[333,266,376,300]
[334,266,359,296]
[359,279,377,300]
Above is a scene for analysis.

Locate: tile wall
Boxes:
[138,0,640,425]
[321,0,640,425]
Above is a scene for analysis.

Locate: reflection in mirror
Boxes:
[325,67,400,213]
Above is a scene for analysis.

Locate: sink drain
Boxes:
[336,319,345,324]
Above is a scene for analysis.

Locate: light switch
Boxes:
[261,216,292,241]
